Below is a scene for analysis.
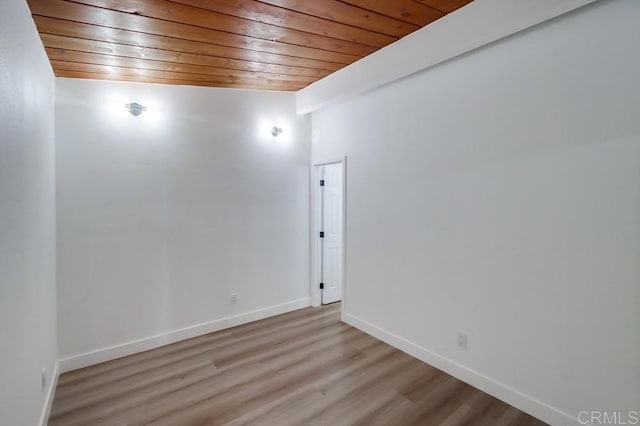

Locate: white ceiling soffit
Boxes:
[295,0,597,115]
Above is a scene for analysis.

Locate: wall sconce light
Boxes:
[271,126,283,137]
[125,102,147,117]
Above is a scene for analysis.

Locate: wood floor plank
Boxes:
[48,303,547,426]
[148,344,367,425]
[222,343,399,425]
[50,354,214,418]
[57,305,342,392]
[55,329,232,386]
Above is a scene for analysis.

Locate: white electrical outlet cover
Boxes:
[457,332,468,348]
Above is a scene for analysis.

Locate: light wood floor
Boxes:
[49,303,546,425]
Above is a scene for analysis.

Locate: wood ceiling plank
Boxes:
[51,60,308,89]
[28,0,362,63]
[47,49,319,83]
[39,34,338,82]
[31,0,473,91]
[412,0,473,14]
[256,0,420,38]
[73,0,378,57]
[169,0,397,48]
[339,0,444,26]
[34,17,343,73]
[54,70,304,91]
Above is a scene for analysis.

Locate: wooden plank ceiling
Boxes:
[28,0,473,91]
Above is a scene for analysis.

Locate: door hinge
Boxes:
[319,283,324,290]
[320,179,325,186]
[319,231,324,238]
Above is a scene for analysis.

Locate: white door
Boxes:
[321,163,343,304]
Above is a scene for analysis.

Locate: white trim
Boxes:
[38,361,59,426]
[310,163,323,307]
[340,157,347,322]
[310,158,347,314]
[58,298,310,373]
[343,312,578,426]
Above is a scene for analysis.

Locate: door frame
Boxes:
[311,157,347,315]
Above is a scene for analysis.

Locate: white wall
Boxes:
[311,0,640,424]
[0,1,58,425]
[296,0,595,114]
[56,79,310,366]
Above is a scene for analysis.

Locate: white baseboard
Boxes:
[59,298,310,373]
[343,312,578,426]
[38,361,59,426]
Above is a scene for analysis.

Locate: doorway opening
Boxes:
[312,160,345,307]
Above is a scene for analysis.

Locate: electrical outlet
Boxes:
[41,368,47,391]
[457,332,468,349]
[230,293,238,304]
